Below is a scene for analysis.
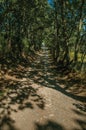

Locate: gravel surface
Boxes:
[0,47,86,130]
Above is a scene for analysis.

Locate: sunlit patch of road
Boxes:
[0,45,86,130]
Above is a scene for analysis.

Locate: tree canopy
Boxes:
[0,0,86,71]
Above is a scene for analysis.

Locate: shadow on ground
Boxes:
[25,51,86,103]
[0,56,45,130]
[72,108,86,130]
[0,78,45,129]
[0,48,86,130]
[35,120,65,130]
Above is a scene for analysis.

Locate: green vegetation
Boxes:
[45,0,86,72]
[0,0,86,72]
[0,1,86,128]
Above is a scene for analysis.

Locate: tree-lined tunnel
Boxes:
[0,0,86,71]
[0,0,86,130]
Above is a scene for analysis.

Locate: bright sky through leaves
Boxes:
[48,0,54,7]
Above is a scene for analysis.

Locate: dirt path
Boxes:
[0,47,86,130]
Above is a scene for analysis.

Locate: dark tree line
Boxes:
[0,0,48,59]
[45,0,86,72]
[0,0,86,72]
[48,0,86,71]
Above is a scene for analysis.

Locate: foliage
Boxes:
[0,0,48,57]
[46,0,86,72]
[0,0,86,71]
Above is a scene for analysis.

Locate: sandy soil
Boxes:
[0,47,86,130]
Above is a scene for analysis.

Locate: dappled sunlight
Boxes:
[71,108,86,130]
[0,46,86,130]
[0,0,86,129]
[35,120,65,130]
[23,48,86,103]
[0,59,46,129]
[73,103,86,112]
[55,73,86,97]
[0,115,19,130]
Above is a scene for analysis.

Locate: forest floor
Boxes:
[0,47,86,130]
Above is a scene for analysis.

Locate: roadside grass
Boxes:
[70,52,86,72]
[70,52,86,62]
